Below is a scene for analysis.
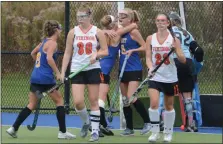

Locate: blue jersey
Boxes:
[100,44,120,75]
[172,26,194,59]
[30,39,58,84]
[119,33,142,71]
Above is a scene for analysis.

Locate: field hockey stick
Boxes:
[107,94,111,110]
[106,94,113,123]
[128,48,175,104]
[35,62,93,99]
[107,55,129,122]
[27,98,42,131]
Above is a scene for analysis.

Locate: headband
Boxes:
[108,15,115,22]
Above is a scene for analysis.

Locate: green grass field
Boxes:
[2,126,222,143]
[2,73,222,114]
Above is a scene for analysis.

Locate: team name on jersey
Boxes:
[152,47,170,52]
[75,36,96,41]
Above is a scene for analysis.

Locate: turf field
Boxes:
[2,126,222,143]
[2,73,222,114]
[2,112,222,143]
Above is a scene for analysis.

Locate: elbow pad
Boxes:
[189,41,204,62]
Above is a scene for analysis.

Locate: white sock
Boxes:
[90,110,100,135]
[75,107,90,125]
[98,99,105,108]
[149,108,160,133]
[164,109,175,134]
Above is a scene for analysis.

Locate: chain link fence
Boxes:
[1,2,222,114]
[1,2,66,114]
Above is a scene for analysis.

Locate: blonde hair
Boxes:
[122,8,140,23]
[100,15,114,29]
[77,4,92,15]
[43,20,60,38]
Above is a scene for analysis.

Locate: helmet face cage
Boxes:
[169,11,182,24]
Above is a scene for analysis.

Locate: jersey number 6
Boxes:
[35,52,41,68]
[77,42,92,55]
[155,53,170,65]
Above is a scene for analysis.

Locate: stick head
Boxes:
[27,125,36,131]
[35,91,44,99]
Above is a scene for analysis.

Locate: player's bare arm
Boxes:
[174,38,186,64]
[130,29,146,52]
[145,35,153,69]
[46,41,60,77]
[96,29,108,58]
[31,43,42,61]
[116,23,137,36]
[61,29,74,75]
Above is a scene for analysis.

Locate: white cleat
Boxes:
[6,127,17,138]
[148,133,160,142]
[58,131,76,139]
[163,133,173,143]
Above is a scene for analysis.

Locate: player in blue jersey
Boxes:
[94,15,139,137]
[6,20,75,139]
[169,12,204,132]
[118,8,151,136]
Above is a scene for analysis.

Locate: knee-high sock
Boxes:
[123,106,133,130]
[56,106,66,133]
[90,110,100,135]
[99,99,108,127]
[13,107,32,131]
[133,99,150,123]
[148,108,160,133]
[164,109,175,134]
[75,107,90,125]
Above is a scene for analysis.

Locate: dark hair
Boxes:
[156,13,175,41]
[43,20,60,38]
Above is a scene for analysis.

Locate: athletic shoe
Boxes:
[89,132,99,142]
[120,128,134,136]
[192,126,198,132]
[6,127,17,138]
[80,123,90,138]
[148,133,160,142]
[184,126,194,132]
[163,133,173,143]
[58,131,76,139]
[89,125,104,137]
[140,123,151,135]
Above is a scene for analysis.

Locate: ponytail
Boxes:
[133,10,140,23]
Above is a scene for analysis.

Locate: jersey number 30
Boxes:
[155,53,170,65]
[77,42,92,55]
